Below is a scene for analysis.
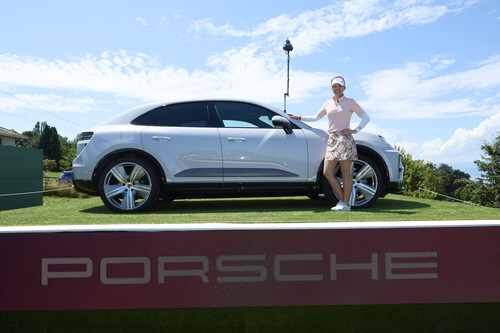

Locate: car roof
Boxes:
[94,99,287,128]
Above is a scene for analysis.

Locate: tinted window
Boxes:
[214,102,276,128]
[131,107,162,126]
[157,102,211,127]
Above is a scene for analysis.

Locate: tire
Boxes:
[97,156,160,213]
[322,154,383,209]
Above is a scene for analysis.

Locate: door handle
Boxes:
[152,136,172,141]
[227,137,246,142]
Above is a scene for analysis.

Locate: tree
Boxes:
[395,146,450,199]
[454,133,500,208]
[438,163,470,197]
[58,135,77,170]
[476,133,500,188]
[473,133,500,207]
[38,124,62,170]
[20,122,77,170]
[18,121,48,148]
[34,121,47,135]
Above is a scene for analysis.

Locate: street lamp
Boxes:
[283,39,293,113]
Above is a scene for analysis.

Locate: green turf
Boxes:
[3,303,500,332]
[44,171,62,178]
[0,193,498,226]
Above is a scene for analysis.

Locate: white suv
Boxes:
[73,99,403,213]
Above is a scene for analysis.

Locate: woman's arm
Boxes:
[290,115,320,121]
[289,107,325,122]
[352,113,370,133]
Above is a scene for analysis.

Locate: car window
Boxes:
[214,102,276,129]
[131,107,162,126]
[156,102,212,127]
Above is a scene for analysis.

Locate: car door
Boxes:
[141,102,223,187]
[214,101,308,188]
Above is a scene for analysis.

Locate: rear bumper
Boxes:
[73,180,96,195]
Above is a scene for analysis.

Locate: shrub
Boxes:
[43,179,93,199]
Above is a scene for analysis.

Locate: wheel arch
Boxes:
[316,144,390,196]
[92,149,166,196]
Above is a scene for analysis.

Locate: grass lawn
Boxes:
[1,194,499,332]
[0,193,498,227]
[44,171,63,178]
[3,303,500,333]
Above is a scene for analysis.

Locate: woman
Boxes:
[289,76,370,211]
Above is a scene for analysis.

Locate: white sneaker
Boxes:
[331,202,351,212]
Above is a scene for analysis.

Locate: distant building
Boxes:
[0,126,27,146]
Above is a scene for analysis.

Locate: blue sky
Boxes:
[1,0,499,178]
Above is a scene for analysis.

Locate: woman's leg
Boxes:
[339,160,353,206]
[323,160,344,203]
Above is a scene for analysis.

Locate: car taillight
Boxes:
[80,132,94,141]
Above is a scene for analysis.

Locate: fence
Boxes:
[418,187,488,208]
[0,146,43,211]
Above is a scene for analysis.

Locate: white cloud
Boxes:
[191,0,468,56]
[359,55,500,119]
[136,17,148,27]
[360,53,500,168]
[395,109,500,166]
[0,1,477,113]
[0,94,97,114]
[0,50,329,106]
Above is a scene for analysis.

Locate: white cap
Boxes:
[331,76,345,87]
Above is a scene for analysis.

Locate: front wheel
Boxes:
[322,154,383,209]
[97,156,160,213]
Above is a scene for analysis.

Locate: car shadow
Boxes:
[80,196,430,215]
[80,198,330,215]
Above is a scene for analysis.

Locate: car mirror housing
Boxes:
[272,116,293,135]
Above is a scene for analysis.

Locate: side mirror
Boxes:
[272,116,293,134]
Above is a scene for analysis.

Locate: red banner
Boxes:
[1,223,499,310]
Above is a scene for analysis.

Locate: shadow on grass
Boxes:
[80,195,430,215]
[80,197,329,215]
[368,197,430,215]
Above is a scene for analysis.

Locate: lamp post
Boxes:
[283,39,293,113]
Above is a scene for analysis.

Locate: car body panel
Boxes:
[218,127,308,183]
[141,126,223,185]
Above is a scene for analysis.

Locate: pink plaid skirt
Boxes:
[325,129,358,161]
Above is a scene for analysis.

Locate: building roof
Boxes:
[0,126,27,140]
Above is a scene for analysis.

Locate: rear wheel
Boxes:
[97,156,160,213]
[322,154,382,209]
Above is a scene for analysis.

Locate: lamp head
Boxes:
[283,39,293,52]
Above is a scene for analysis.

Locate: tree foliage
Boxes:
[18,121,47,148]
[397,132,499,208]
[455,133,500,208]
[396,146,451,199]
[38,125,62,163]
[438,163,470,197]
[19,122,77,171]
